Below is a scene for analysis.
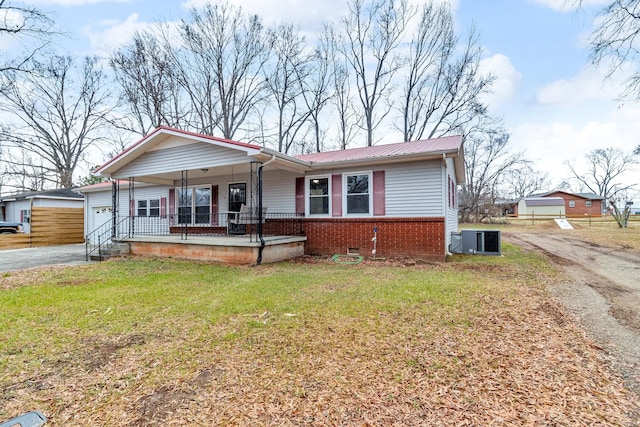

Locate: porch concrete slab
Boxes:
[122,235,306,264]
[123,235,306,247]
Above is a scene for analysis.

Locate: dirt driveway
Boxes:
[503,231,640,396]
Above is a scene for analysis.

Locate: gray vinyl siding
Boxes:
[115,142,251,178]
[385,161,442,217]
[445,158,459,251]
[85,191,112,233]
[262,170,296,213]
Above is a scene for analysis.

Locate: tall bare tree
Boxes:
[501,162,549,200]
[179,2,271,139]
[0,55,113,188]
[0,0,58,75]
[301,31,334,153]
[565,147,638,200]
[584,0,640,101]
[111,29,187,136]
[339,0,413,146]
[263,24,312,154]
[458,125,525,222]
[401,2,493,141]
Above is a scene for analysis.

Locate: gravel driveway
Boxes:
[503,231,640,398]
[0,244,90,273]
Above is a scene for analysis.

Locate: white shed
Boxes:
[517,197,566,218]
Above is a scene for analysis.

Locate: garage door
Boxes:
[92,206,113,231]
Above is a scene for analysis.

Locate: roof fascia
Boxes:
[306,149,462,171]
[97,128,263,177]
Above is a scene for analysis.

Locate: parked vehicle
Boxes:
[0,221,23,234]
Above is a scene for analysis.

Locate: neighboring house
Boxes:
[0,188,84,233]
[517,197,566,218]
[539,190,605,216]
[80,126,465,263]
[0,188,85,248]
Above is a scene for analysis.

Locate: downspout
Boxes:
[256,154,276,265]
[442,153,453,256]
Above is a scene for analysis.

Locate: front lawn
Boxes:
[0,245,636,425]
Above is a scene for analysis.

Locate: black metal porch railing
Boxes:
[90,211,304,244]
[85,215,131,261]
[139,212,305,239]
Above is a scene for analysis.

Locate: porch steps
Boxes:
[90,242,130,261]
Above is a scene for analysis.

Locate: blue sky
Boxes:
[18,0,640,189]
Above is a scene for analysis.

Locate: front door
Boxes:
[228,182,246,234]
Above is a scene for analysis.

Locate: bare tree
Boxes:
[584,0,640,100]
[302,31,335,153]
[0,55,113,188]
[501,162,549,200]
[323,24,362,150]
[338,0,413,146]
[565,147,638,200]
[401,2,493,141]
[111,29,188,136]
[0,0,58,76]
[179,2,271,139]
[263,24,313,154]
[458,126,525,222]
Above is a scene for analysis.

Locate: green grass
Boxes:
[1,246,632,426]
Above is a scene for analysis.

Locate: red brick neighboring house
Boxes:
[540,191,605,216]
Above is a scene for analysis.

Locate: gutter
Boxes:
[256,154,277,265]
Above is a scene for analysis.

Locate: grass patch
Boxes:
[0,249,635,425]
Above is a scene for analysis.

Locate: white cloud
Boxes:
[29,0,129,5]
[535,63,629,106]
[79,13,179,54]
[511,104,640,188]
[530,0,609,12]
[479,53,522,110]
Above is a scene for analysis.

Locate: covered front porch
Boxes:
[87,127,310,264]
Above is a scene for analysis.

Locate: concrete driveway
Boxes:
[0,244,90,273]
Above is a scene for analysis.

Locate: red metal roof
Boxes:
[295,135,463,163]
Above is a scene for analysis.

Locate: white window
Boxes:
[586,200,593,207]
[20,209,31,223]
[177,187,211,224]
[569,200,576,208]
[344,172,371,215]
[307,176,330,215]
[137,199,160,217]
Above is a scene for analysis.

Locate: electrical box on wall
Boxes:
[450,230,501,256]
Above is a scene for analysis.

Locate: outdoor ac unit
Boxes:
[450,230,501,256]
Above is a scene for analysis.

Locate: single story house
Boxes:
[80,126,465,264]
[539,190,605,216]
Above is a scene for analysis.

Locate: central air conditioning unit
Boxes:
[450,230,501,256]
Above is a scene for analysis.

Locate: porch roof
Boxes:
[96,126,311,182]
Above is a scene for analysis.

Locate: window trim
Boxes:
[20,209,31,223]
[175,185,212,225]
[568,200,576,208]
[343,171,373,217]
[306,175,332,217]
[137,198,161,217]
[585,200,593,208]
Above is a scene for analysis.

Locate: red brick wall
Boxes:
[303,217,446,261]
[544,192,603,216]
